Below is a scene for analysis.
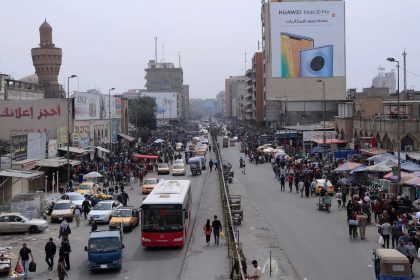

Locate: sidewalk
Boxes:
[181,167,229,279]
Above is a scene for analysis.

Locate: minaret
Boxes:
[31,19,63,98]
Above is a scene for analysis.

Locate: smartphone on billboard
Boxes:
[280,33,314,78]
[299,45,333,78]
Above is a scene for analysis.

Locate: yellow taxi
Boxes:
[109,206,139,232]
[75,181,99,195]
[315,179,335,196]
[171,163,186,176]
[157,163,170,175]
[142,178,159,194]
[196,145,207,156]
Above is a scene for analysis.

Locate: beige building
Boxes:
[0,74,44,100]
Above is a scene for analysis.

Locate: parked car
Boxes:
[171,163,186,176]
[109,206,139,232]
[142,178,159,194]
[157,163,170,175]
[0,212,48,234]
[50,200,75,223]
[61,192,87,208]
[88,201,122,223]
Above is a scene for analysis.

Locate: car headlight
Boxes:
[112,259,121,265]
[173,237,184,242]
[142,238,151,242]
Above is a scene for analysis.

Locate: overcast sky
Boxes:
[1,0,419,98]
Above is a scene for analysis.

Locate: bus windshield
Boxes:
[142,208,183,232]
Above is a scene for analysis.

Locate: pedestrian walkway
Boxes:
[181,167,229,279]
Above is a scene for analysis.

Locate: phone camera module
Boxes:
[310,56,325,72]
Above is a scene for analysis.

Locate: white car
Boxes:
[61,192,87,208]
[88,201,122,223]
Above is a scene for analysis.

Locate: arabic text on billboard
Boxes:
[11,135,27,161]
[0,99,69,140]
[270,1,345,78]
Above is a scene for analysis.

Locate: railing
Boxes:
[212,130,246,280]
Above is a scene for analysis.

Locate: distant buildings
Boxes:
[372,67,396,94]
[189,98,216,118]
[144,61,189,119]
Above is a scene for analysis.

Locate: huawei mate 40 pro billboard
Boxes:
[270,1,345,78]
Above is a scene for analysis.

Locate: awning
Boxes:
[134,154,159,160]
[58,146,88,155]
[360,148,389,156]
[312,139,347,144]
[36,158,81,168]
[96,146,110,153]
[0,169,43,179]
[407,152,420,161]
[118,133,135,142]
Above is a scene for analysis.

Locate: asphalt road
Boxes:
[221,145,380,280]
[3,149,210,280]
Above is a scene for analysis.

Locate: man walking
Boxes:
[212,215,222,245]
[122,190,129,206]
[59,240,71,271]
[74,205,81,227]
[45,238,56,271]
[17,243,33,279]
[82,198,90,219]
[209,159,213,172]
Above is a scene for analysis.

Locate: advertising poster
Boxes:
[74,91,101,120]
[141,92,178,119]
[48,139,58,158]
[11,134,27,161]
[56,127,68,145]
[111,119,120,143]
[102,96,122,119]
[27,132,47,160]
[270,1,345,78]
[0,99,70,140]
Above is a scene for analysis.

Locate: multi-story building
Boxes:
[224,76,246,119]
[372,67,396,94]
[216,91,225,115]
[144,60,188,119]
[0,74,45,100]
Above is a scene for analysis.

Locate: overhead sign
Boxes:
[0,99,70,140]
[270,1,345,78]
[74,91,101,120]
[141,92,178,119]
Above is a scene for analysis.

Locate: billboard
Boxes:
[74,91,101,120]
[0,99,70,140]
[141,92,178,119]
[27,132,47,160]
[11,135,27,161]
[270,1,345,78]
[102,96,122,119]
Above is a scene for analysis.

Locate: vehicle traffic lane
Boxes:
[221,145,377,280]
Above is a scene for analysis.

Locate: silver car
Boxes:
[0,212,48,234]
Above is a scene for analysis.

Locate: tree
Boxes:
[129,96,157,131]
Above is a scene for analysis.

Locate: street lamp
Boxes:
[317,80,326,158]
[67,74,77,187]
[108,88,115,151]
[387,57,401,189]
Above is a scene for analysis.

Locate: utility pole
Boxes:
[67,75,77,187]
[154,37,158,62]
[403,50,407,99]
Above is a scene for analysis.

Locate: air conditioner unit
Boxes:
[404,145,413,152]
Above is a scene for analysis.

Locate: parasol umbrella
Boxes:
[367,153,397,164]
[333,162,362,173]
[84,172,103,179]
[405,176,420,187]
[153,139,165,144]
[367,159,398,172]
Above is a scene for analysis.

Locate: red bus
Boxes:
[141,180,192,247]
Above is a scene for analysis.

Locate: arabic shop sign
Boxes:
[0,99,71,140]
[11,134,27,161]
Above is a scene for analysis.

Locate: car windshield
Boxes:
[173,164,184,169]
[89,237,120,253]
[158,164,168,168]
[69,194,84,201]
[113,209,132,217]
[93,203,112,210]
[145,179,157,185]
[142,208,183,232]
[54,203,70,210]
